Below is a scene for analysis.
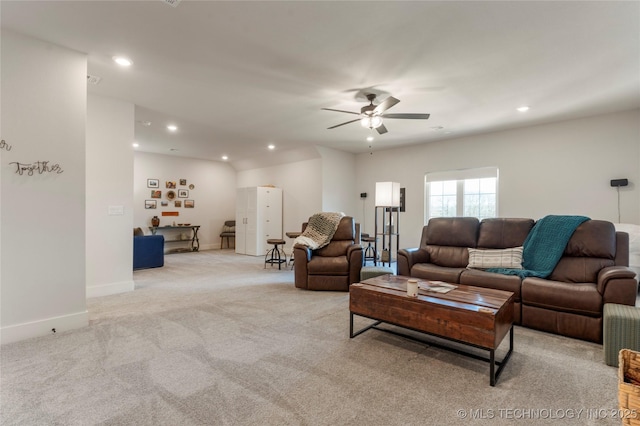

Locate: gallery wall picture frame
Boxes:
[178,189,189,198]
[151,190,161,198]
[174,200,182,208]
[184,200,195,208]
[180,179,187,186]
[147,179,159,188]
[161,201,168,206]
[166,190,176,200]
[145,200,157,209]
[166,181,176,189]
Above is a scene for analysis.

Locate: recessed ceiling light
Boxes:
[366,136,374,142]
[517,106,530,112]
[132,143,139,148]
[268,144,275,150]
[221,155,228,161]
[167,124,178,132]
[112,56,133,67]
[430,126,444,131]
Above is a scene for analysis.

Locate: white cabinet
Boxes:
[236,187,282,256]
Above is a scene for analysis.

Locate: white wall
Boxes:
[356,109,640,249]
[237,157,323,253]
[86,94,135,297]
[1,31,88,344]
[317,146,358,215]
[133,152,237,250]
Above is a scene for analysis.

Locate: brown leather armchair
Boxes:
[294,216,363,291]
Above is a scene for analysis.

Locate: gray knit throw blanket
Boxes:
[294,212,345,250]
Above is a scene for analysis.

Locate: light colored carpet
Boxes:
[0,250,631,425]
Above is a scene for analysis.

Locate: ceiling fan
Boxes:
[322,93,430,134]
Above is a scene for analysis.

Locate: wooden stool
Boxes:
[265,239,287,270]
[285,231,301,270]
[361,235,377,265]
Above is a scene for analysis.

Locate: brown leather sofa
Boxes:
[398,217,638,342]
[294,216,363,291]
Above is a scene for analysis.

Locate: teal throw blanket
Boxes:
[487,215,589,279]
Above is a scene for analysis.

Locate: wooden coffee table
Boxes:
[350,274,515,386]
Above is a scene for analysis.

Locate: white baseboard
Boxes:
[1,310,89,345]
[86,280,135,298]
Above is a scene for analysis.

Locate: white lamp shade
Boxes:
[375,182,401,207]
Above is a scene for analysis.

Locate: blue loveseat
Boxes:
[133,229,164,270]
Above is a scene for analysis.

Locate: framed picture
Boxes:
[174,200,182,208]
[179,179,187,186]
[184,200,195,208]
[147,179,159,188]
[161,201,168,206]
[151,190,161,198]
[145,200,157,209]
[166,181,176,189]
[178,189,189,198]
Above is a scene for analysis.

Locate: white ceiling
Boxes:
[3,1,639,169]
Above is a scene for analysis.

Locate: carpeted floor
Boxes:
[0,250,634,425]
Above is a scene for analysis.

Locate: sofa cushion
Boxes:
[316,240,353,257]
[564,220,616,259]
[522,277,601,317]
[426,245,469,268]
[548,220,617,283]
[467,247,523,269]
[423,217,479,247]
[477,218,534,248]
[550,257,615,283]
[410,263,465,283]
[459,268,522,300]
[308,255,349,275]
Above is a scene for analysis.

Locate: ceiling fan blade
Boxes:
[327,118,361,129]
[376,124,388,134]
[321,108,360,115]
[373,96,400,114]
[381,113,430,120]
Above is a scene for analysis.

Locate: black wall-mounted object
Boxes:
[610,179,629,187]
[360,192,367,198]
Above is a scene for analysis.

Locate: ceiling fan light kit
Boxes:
[322,93,430,135]
[361,116,383,129]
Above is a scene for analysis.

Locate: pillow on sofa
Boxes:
[467,247,523,269]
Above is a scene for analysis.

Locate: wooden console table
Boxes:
[149,225,200,252]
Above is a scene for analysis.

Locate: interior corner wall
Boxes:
[1,30,88,344]
[86,94,135,297]
[133,152,236,250]
[356,109,640,249]
[236,158,323,250]
[316,146,358,217]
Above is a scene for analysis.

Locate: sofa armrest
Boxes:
[293,244,311,289]
[398,247,430,276]
[597,266,638,306]
[347,244,364,285]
